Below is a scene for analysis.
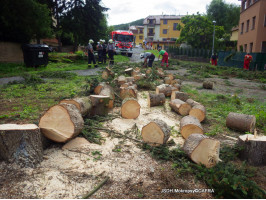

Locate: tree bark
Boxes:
[237,134,266,166]
[39,103,84,143]
[102,67,114,80]
[120,86,138,100]
[117,75,126,85]
[121,98,141,119]
[189,104,206,122]
[183,133,221,168]
[141,119,170,146]
[148,93,165,107]
[226,112,256,133]
[0,124,43,168]
[156,84,179,97]
[60,97,92,116]
[186,99,201,107]
[171,91,189,101]
[170,99,191,116]
[90,95,110,116]
[180,116,204,139]
[99,86,115,109]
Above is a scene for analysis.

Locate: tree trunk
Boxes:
[121,98,141,119]
[180,116,204,139]
[156,84,179,97]
[183,133,221,168]
[148,93,165,107]
[0,124,43,168]
[39,103,84,143]
[60,97,92,116]
[237,134,266,166]
[170,99,191,116]
[141,119,170,146]
[171,91,189,101]
[186,99,201,107]
[89,95,110,116]
[226,112,256,133]
[203,81,213,89]
[99,86,115,109]
[189,104,206,122]
[120,86,138,100]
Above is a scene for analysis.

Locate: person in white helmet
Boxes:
[140,52,155,68]
[97,40,103,65]
[87,39,97,68]
[101,39,107,64]
[107,39,115,65]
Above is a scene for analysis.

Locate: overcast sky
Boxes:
[101,0,241,26]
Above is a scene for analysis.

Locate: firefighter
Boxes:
[158,49,169,67]
[87,39,97,68]
[101,39,107,64]
[97,40,103,65]
[140,52,155,68]
[107,39,115,65]
[244,53,253,70]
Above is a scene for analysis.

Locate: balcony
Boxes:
[148,32,155,36]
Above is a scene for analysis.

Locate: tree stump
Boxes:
[99,85,115,109]
[183,133,221,168]
[0,124,43,168]
[125,68,133,75]
[226,112,256,133]
[203,81,213,89]
[237,134,266,166]
[170,99,191,116]
[102,67,114,80]
[39,103,84,143]
[120,86,138,100]
[90,95,110,116]
[118,75,126,85]
[186,99,201,107]
[148,93,165,107]
[171,91,189,101]
[180,116,204,139]
[141,119,170,146]
[156,84,179,97]
[121,98,141,119]
[189,104,206,122]
[60,97,92,116]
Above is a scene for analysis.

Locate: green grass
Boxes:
[144,49,159,57]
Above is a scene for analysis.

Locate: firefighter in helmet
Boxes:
[107,39,115,65]
[101,39,107,64]
[87,39,97,68]
[97,39,103,65]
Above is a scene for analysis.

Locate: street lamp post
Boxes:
[212,21,216,55]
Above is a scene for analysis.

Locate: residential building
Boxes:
[230,26,239,41]
[143,15,184,49]
[238,0,266,53]
[129,26,144,46]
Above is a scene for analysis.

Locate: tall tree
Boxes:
[206,0,240,32]
[0,0,52,43]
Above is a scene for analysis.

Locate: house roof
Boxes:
[143,15,184,25]
[231,26,239,32]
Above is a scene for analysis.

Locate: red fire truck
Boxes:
[111,30,134,57]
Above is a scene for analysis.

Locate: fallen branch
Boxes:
[82,176,110,199]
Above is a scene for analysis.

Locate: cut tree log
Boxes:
[172,84,181,91]
[0,124,43,167]
[121,98,141,119]
[180,116,204,139]
[189,104,206,122]
[170,79,182,85]
[60,97,92,116]
[186,99,201,107]
[171,91,189,101]
[156,84,179,97]
[120,82,137,90]
[166,74,174,80]
[132,69,141,77]
[118,75,126,85]
[164,77,171,84]
[237,134,266,166]
[39,103,84,143]
[141,119,170,146]
[125,68,133,75]
[148,93,165,107]
[120,86,138,99]
[203,81,214,89]
[102,67,114,80]
[90,95,110,116]
[226,112,256,133]
[183,133,221,168]
[169,99,191,116]
[99,85,115,109]
[94,82,108,95]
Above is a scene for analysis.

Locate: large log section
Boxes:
[141,119,170,146]
[169,99,191,116]
[39,103,84,143]
[171,91,189,101]
[121,98,141,119]
[156,84,179,97]
[189,104,206,122]
[148,93,165,107]
[183,133,221,168]
[0,124,43,167]
[226,112,256,133]
[60,97,92,116]
[180,116,204,139]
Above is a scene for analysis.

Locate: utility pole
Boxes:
[212,21,216,55]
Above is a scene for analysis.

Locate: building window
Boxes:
[162,38,167,41]
[246,20,249,32]
[244,44,247,52]
[163,29,167,34]
[249,43,253,53]
[149,19,154,24]
[139,29,143,34]
[247,0,251,7]
[241,23,244,34]
[261,41,266,53]
[139,36,143,40]
[173,23,178,30]
[264,15,266,27]
[252,16,256,30]
[163,19,167,24]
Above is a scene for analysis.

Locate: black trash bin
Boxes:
[22,44,50,67]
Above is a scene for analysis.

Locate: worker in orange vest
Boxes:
[243,53,253,70]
